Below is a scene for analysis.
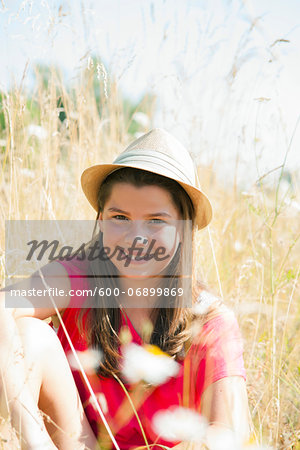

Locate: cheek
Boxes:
[101,222,128,247]
[153,226,180,250]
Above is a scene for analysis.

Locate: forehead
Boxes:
[104,182,179,214]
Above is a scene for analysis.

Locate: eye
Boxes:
[149,218,165,224]
[113,215,129,221]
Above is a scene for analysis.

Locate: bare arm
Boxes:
[172,376,250,449]
[1,261,71,320]
[173,305,250,449]
[201,376,250,447]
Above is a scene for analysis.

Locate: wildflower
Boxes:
[132,112,150,128]
[27,124,48,140]
[241,191,255,197]
[88,392,108,415]
[20,168,35,179]
[119,325,133,345]
[284,198,300,212]
[152,406,208,443]
[121,343,179,385]
[206,426,239,450]
[96,393,108,414]
[193,290,218,315]
[87,56,94,70]
[234,240,243,253]
[67,348,102,374]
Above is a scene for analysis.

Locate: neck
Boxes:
[121,305,159,341]
[118,276,161,309]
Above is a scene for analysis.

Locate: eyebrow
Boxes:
[107,207,172,218]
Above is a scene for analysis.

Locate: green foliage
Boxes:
[33,63,54,90]
[0,91,6,131]
[28,59,154,143]
[248,202,262,216]
[285,269,295,282]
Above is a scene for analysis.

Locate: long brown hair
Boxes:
[79,167,207,378]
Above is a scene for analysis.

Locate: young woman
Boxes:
[0,129,250,449]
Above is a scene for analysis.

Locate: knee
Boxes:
[16,317,62,360]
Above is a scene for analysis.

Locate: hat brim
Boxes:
[81,163,213,230]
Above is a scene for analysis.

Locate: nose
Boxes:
[123,221,149,248]
[134,235,148,246]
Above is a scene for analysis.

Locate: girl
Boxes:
[0,128,250,449]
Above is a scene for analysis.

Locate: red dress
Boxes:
[53,259,246,449]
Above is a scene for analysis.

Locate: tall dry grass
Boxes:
[0,63,299,450]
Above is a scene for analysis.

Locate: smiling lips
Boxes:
[122,249,151,264]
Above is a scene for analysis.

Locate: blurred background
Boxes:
[1,0,300,187]
[0,1,299,448]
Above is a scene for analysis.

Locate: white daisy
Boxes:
[121,343,179,386]
[152,406,208,443]
[67,348,102,374]
[193,290,218,315]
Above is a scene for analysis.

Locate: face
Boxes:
[98,183,182,278]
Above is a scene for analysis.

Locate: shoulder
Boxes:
[55,257,90,277]
[190,292,245,361]
[192,289,238,326]
[55,257,90,289]
[189,294,247,393]
[53,258,91,309]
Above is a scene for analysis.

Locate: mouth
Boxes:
[122,250,149,264]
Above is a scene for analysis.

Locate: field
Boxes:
[0,65,299,449]
[0,1,300,446]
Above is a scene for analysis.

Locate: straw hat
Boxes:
[81,128,212,229]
